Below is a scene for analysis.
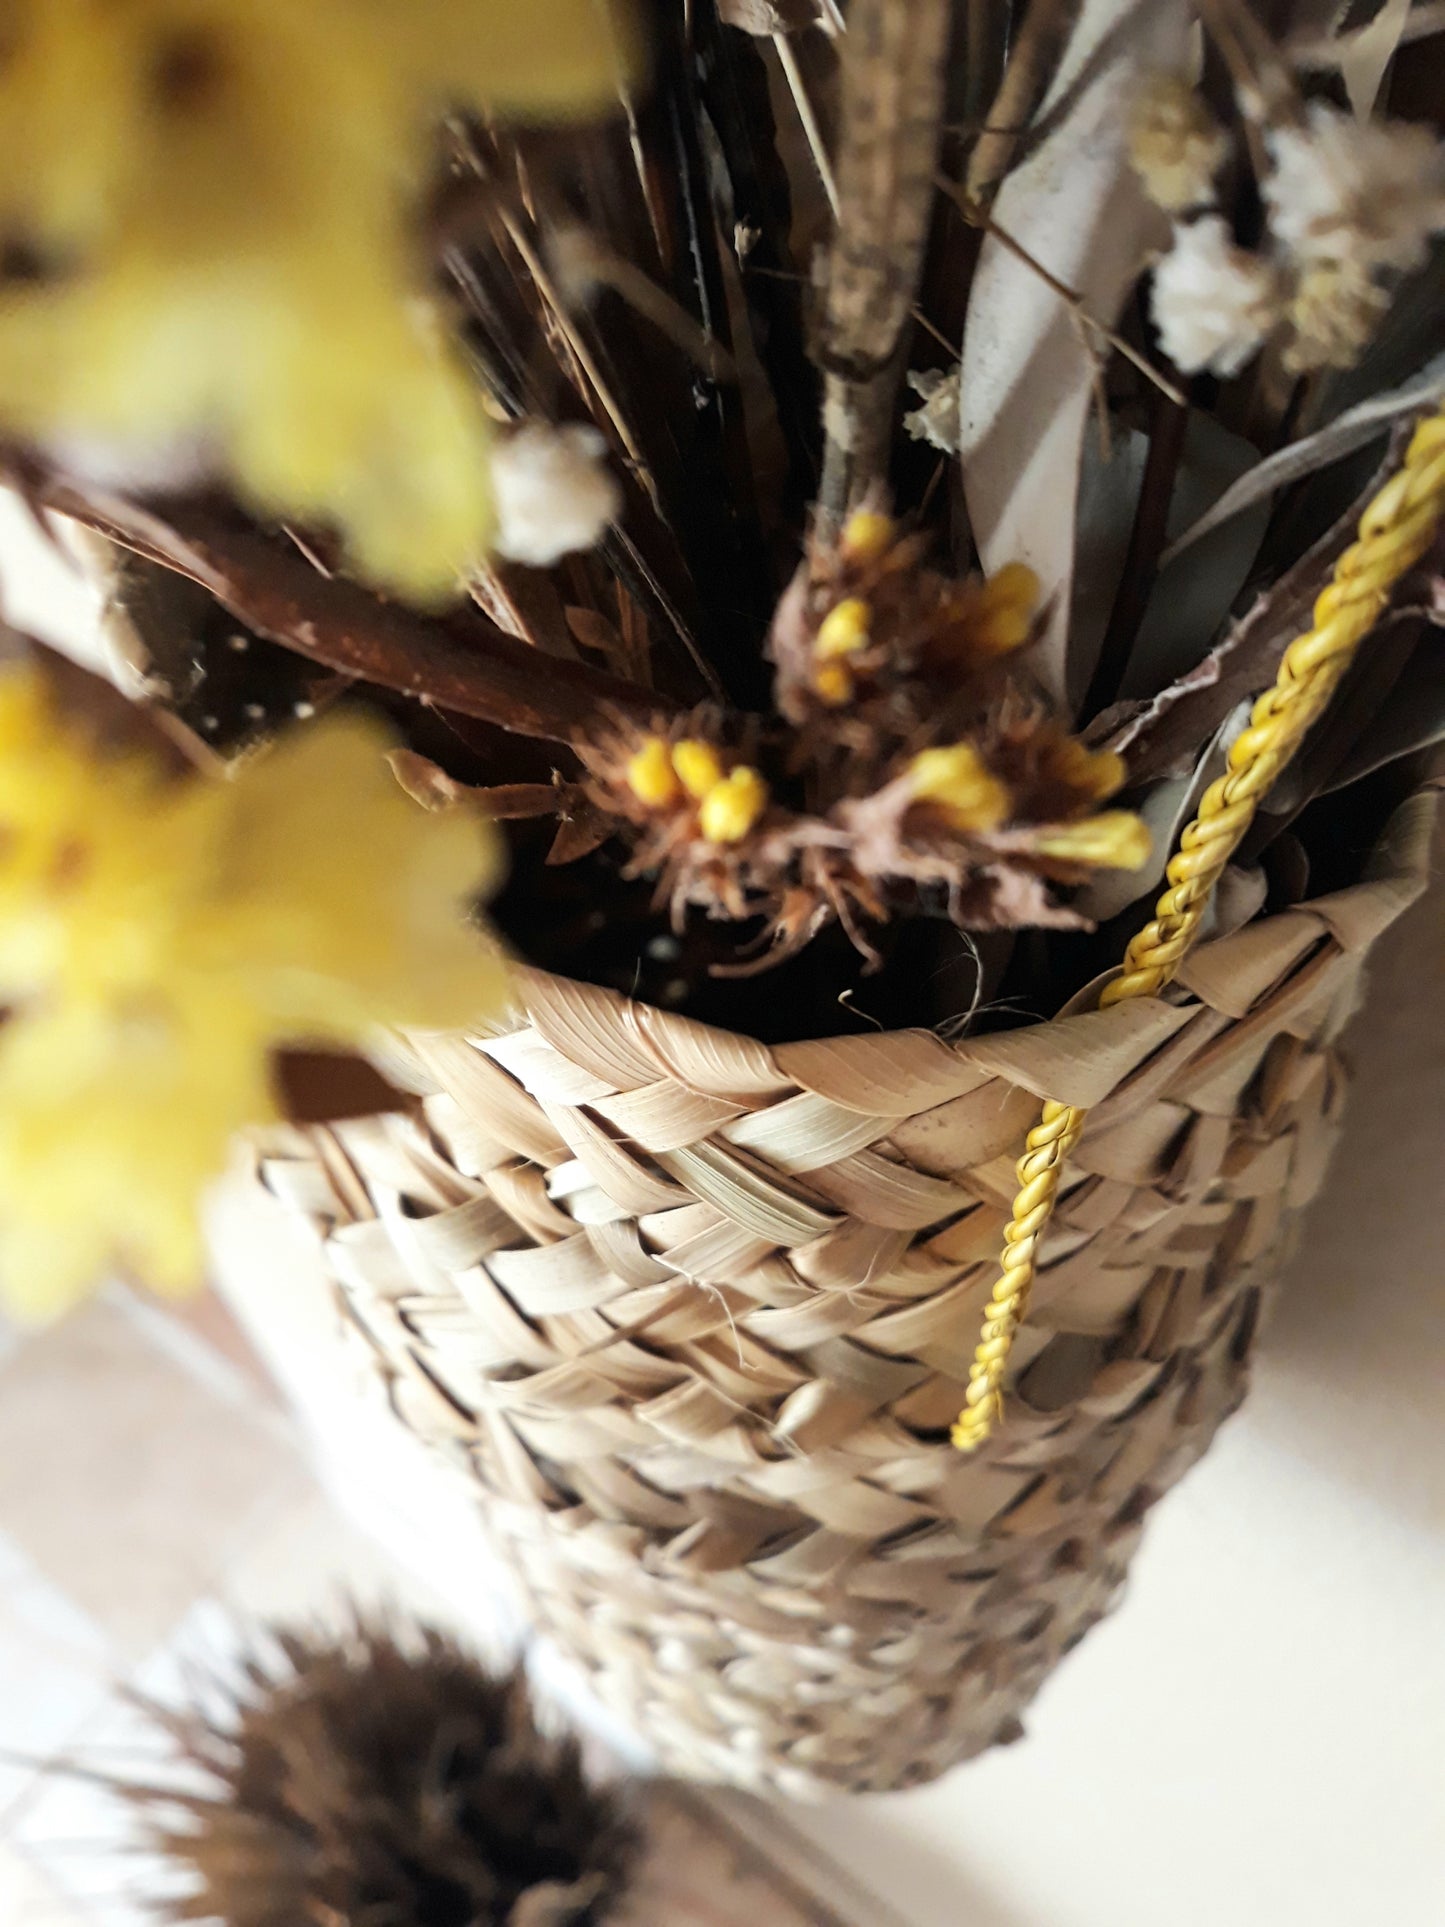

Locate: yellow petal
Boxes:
[197,712,508,1038]
[907,744,1012,831]
[840,510,895,564]
[698,767,767,844]
[1033,812,1152,870]
[392,0,642,117]
[626,736,682,808]
[816,597,872,660]
[0,993,270,1318]
[671,738,725,801]
[811,660,854,707]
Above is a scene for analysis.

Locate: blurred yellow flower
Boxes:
[0,667,507,1316]
[698,767,768,845]
[907,743,1013,832]
[0,0,636,601]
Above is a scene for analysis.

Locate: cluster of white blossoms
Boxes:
[1131,79,1445,380]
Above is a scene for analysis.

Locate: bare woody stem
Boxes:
[963,0,1080,205]
[817,0,953,518]
[38,480,673,746]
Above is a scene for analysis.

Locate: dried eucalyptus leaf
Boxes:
[1320,628,1445,795]
[1068,423,1151,702]
[1204,864,1269,943]
[1096,448,1400,783]
[958,0,1191,705]
[1161,353,1445,566]
[1119,413,1272,702]
[1335,0,1415,115]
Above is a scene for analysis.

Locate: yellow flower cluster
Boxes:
[624,735,769,844]
[0,0,636,602]
[0,668,506,1317]
[808,523,1042,709]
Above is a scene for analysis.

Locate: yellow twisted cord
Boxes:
[953,404,1445,1453]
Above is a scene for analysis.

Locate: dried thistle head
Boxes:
[834,722,1149,938]
[769,509,1040,724]
[121,1622,635,1927]
[572,520,1153,974]
[577,671,1151,974]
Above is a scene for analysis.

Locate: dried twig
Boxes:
[773,30,840,218]
[816,0,954,517]
[964,0,1081,206]
[37,478,671,745]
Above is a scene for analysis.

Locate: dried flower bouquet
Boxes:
[1,0,1444,1792]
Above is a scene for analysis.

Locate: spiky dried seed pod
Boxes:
[121,1622,636,1927]
[769,511,1040,727]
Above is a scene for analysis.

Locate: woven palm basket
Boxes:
[250,787,1434,1796]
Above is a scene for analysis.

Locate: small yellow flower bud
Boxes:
[699,766,768,844]
[1051,737,1127,800]
[1034,812,1152,870]
[626,736,681,808]
[973,562,1041,655]
[816,597,871,659]
[671,738,725,801]
[840,510,895,564]
[812,660,855,707]
[907,744,1012,832]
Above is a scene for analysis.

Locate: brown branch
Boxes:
[964,0,1080,206]
[816,0,954,517]
[36,479,672,746]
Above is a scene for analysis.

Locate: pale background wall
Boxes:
[0,498,1441,1925]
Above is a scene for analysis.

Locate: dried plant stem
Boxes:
[1199,0,1305,132]
[773,30,840,218]
[552,230,735,379]
[964,0,1080,205]
[40,479,669,744]
[938,177,1188,408]
[493,207,656,504]
[817,0,953,517]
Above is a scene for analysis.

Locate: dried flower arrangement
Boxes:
[1,0,1444,1812]
[1,0,1443,1340]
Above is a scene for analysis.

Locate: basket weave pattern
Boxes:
[254,795,1434,1794]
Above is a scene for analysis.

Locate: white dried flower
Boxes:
[490,422,620,568]
[1128,74,1230,214]
[1264,102,1445,275]
[1150,216,1283,377]
[1284,258,1394,374]
[903,367,961,453]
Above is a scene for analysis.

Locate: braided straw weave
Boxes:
[251,784,1436,1793]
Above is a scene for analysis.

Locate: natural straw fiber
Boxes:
[250,786,1437,1795]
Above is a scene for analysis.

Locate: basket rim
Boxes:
[433,788,1437,1118]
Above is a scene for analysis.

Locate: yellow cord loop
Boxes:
[953,404,1445,1453]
